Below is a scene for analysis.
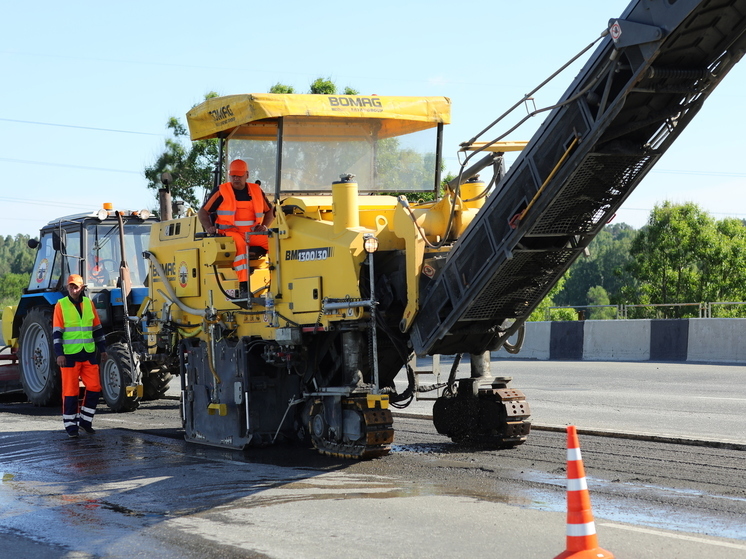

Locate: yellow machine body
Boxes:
[141,93,529,456]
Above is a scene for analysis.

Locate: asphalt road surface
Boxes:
[1,360,745,558]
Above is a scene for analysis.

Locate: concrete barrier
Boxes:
[494,318,746,363]
[504,321,551,360]
[687,318,746,363]
[498,322,551,360]
[583,319,650,361]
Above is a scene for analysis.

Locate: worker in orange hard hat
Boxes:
[53,274,108,438]
[198,159,275,286]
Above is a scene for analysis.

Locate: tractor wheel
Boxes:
[18,307,61,406]
[100,342,140,412]
[142,369,173,400]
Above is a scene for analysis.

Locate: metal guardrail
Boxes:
[621,302,705,319]
[703,301,746,318]
[546,305,620,321]
[546,301,746,320]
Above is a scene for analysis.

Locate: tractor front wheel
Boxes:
[100,342,140,412]
[18,307,61,406]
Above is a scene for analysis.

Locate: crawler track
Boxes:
[310,396,395,459]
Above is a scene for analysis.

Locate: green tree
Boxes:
[0,234,34,276]
[586,285,616,319]
[695,217,746,305]
[0,273,30,310]
[0,234,34,309]
[269,83,295,94]
[308,77,359,95]
[554,223,636,307]
[622,202,734,317]
[309,77,336,95]
[144,92,221,211]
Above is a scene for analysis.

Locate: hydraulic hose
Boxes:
[502,323,526,355]
[143,251,206,317]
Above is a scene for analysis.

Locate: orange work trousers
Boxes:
[61,361,102,398]
[223,229,251,282]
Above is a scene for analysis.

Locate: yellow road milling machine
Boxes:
[139,0,746,457]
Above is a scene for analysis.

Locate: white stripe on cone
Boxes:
[567,521,597,537]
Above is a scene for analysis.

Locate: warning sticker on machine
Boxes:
[285,247,334,262]
[178,261,189,288]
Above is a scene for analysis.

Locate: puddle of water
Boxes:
[390,447,746,542]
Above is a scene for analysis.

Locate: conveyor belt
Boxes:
[411,0,746,356]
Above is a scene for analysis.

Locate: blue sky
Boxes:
[2,0,745,238]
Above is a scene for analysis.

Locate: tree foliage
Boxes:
[554,223,636,307]
[308,77,358,95]
[624,202,711,309]
[269,83,295,94]
[586,286,616,319]
[0,234,34,276]
[144,92,221,211]
[531,202,746,320]
[622,202,746,317]
[0,234,35,309]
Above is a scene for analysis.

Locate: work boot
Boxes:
[80,424,96,435]
[67,430,79,439]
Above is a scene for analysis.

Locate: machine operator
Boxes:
[198,159,275,287]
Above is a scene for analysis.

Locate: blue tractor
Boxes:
[2,204,174,411]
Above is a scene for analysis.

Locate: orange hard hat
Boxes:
[229,159,248,176]
[67,274,84,287]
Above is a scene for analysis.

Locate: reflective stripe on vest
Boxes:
[59,297,96,354]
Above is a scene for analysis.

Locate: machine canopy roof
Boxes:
[186,94,451,141]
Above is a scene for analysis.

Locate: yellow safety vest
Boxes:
[59,297,96,354]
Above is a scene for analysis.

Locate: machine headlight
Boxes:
[363,234,379,254]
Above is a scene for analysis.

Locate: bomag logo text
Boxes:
[328,97,383,111]
[208,105,234,122]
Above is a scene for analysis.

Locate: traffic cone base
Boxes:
[554,546,615,558]
[554,426,615,559]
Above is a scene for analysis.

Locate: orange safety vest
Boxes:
[213,182,269,282]
[214,182,268,250]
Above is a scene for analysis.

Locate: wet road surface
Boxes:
[1,390,745,559]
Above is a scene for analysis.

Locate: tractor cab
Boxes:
[24,205,156,329]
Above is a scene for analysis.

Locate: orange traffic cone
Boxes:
[554,425,614,559]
